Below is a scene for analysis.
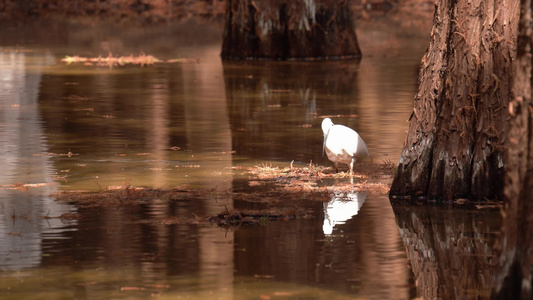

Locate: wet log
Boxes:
[491,0,533,298]
[389,0,518,201]
[220,0,362,60]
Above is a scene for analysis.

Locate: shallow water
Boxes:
[0,18,501,299]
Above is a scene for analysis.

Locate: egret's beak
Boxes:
[322,135,326,157]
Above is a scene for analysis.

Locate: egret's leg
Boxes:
[349,158,355,175]
[334,162,339,173]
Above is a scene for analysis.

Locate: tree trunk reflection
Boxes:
[392,203,501,299]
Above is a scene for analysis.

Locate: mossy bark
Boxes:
[390,0,518,201]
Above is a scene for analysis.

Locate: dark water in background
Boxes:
[0,18,501,299]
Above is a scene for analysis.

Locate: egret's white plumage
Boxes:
[322,117,369,173]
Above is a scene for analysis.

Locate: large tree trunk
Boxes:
[389,0,518,201]
[491,0,533,298]
[221,0,361,60]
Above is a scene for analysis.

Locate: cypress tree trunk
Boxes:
[220,0,361,60]
[389,0,518,201]
[491,0,533,297]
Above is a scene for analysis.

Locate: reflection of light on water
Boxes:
[323,191,367,235]
[0,51,75,271]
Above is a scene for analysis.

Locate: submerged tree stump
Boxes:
[220,0,361,60]
[390,0,519,201]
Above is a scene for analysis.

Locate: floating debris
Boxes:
[206,209,296,226]
[0,182,59,190]
[61,51,199,67]
[32,152,77,157]
[52,162,395,226]
[63,94,88,102]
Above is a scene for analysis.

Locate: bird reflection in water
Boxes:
[323,191,367,235]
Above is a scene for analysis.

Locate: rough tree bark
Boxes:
[389,0,519,201]
[491,0,533,298]
[220,0,361,60]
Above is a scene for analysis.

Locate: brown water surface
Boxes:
[0,18,500,299]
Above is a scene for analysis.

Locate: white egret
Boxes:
[321,117,369,174]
